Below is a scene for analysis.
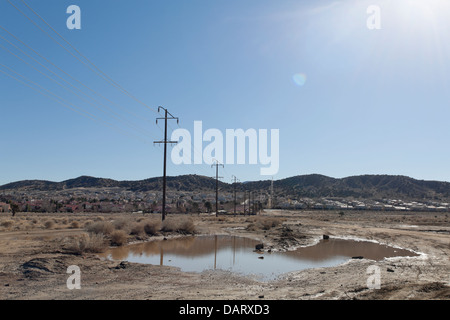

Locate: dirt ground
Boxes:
[0,210,449,300]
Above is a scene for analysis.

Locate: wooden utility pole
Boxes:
[211,160,223,217]
[232,175,239,216]
[154,106,178,221]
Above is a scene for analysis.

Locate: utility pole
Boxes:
[232,175,239,216]
[243,191,247,216]
[154,106,178,221]
[268,177,274,209]
[211,160,224,217]
[248,191,253,215]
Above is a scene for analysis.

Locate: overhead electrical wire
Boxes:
[0,63,150,143]
[16,0,160,115]
[0,34,156,141]
[2,0,228,183]
[0,24,155,126]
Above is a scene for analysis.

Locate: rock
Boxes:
[115,261,128,269]
[255,243,264,250]
[323,235,329,240]
[258,256,264,260]
[351,256,364,259]
[387,268,395,272]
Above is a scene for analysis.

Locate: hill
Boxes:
[1,174,450,201]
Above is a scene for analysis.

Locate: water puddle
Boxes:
[99,235,419,281]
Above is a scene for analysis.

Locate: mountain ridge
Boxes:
[1,174,450,201]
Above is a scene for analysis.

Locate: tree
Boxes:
[204,201,212,213]
[191,202,200,214]
[10,203,19,217]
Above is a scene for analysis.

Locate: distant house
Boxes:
[0,202,11,213]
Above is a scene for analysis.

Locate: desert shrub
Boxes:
[112,217,130,232]
[70,221,80,229]
[246,217,282,231]
[161,219,178,232]
[86,221,114,235]
[44,220,55,229]
[246,223,258,232]
[161,218,196,234]
[129,221,145,236]
[1,220,14,228]
[261,218,282,230]
[143,220,160,235]
[83,220,94,228]
[95,216,105,221]
[66,233,108,254]
[177,218,196,234]
[110,230,128,246]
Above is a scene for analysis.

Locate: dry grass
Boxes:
[129,221,145,236]
[86,221,114,235]
[143,219,161,235]
[65,233,108,254]
[246,216,283,231]
[44,220,55,229]
[1,220,14,229]
[112,217,130,232]
[69,221,80,229]
[110,230,128,246]
[161,217,196,234]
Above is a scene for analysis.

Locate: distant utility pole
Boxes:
[249,191,253,215]
[211,160,224,217]
[154,106,178,221]
[243,191,247,216]
[232,175,239,216]
[269,177,274,209]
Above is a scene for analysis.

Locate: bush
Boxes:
[44,220,55,229]
[1,220,14,229]
[129,221,145,236]
[70,221,80,229]
[110,230,128,246]
[246,217,282,231]
[66,233,108,254]
[143,220,160,235]
[161,218,196,234]
[177,218,196,234]
[83,220,94,228]
[86,221,114,235]
[112,217,130,232]
[161,219,178,232]
[261,218,282,230]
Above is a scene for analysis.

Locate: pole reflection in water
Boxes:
[99,235,419,281]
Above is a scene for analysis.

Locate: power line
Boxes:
[0,63,152,144]
[16,0,159,115]
[0,24,155,127]
[0,35,155,141]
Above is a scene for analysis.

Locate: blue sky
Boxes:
[1,0,450,185]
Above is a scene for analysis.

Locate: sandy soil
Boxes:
[0,210,449,300]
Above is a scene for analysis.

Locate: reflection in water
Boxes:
[99,235,418,281]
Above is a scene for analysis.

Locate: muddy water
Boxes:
[99,235,419,281]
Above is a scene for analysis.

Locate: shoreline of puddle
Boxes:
[98,233,424,281]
